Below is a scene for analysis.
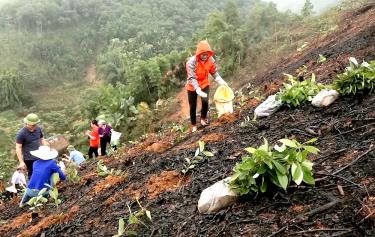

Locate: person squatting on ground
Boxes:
[19,146,66,207]
[86,120,100,159]
[186,40,227,132]
[0,167,27,201]
[63,145,85,166]
[16,113,50,178]
[98,120,112,156]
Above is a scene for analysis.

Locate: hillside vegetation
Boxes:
[0,1,374,236]
[0,0,306,179]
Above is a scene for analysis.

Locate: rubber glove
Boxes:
[196,88,207,98]
[215,75,227,86]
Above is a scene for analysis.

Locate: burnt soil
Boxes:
[1,4,374,237]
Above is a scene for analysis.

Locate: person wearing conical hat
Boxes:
[186,40,227,132]
[19,146,66,207]
[15,113,49,178]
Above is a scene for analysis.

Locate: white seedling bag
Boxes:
[254,94,282,118]
[311,89,340,107]
[198,177,239,214]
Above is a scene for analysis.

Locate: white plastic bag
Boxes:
[254,95,282,118]
[110,130,122,146]
[311,89,340,107]
[6,185,17,193]
[198,177,239,214]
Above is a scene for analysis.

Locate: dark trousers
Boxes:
[187,87,210,125]
[88,146,99,158]
[100,136,111,156]
[25,160,35,178]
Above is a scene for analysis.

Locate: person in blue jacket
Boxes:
[19,146,66,207]
[63,145,85,166]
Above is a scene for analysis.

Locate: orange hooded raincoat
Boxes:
[186,40,218,91]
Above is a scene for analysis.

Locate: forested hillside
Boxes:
[0,0,373,236]
[0,0,306,179]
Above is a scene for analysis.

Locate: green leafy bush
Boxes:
[229,138,318,195]
[0,70,25,110]
[333,58,375,95]
[277,73,324,107]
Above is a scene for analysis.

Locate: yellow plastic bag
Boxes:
[214,85,234,117]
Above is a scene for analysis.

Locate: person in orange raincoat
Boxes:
[186,40,227,132]
[85,119,100,158]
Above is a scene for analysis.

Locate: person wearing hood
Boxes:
[186,40,227,132]
[19,146,66,207]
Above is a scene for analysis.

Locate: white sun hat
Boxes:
[30,146,58,160]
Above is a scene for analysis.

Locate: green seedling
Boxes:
[240,116,256,128]
[181,141,214,174]
[297,42,308,52]
[277,73,324,107]
[97,160,124,177]
[317,54,327,63]
[333,57,375,95]
[113,198,152,237]
[45,173,62,209]
[27,188,48,212]
[170,123,189,133]
[66,163,80,184]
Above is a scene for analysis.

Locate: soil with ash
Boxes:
[0,4,374,237]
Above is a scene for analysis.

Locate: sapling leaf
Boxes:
[279,139,297,148]
[273,160,287,174]
[40,197,48,203]
[245,147,256,154]
[260,177,267,193]
[27,197,37,205]
[276,171,288,190]
[198,141,205,152]
[318,54,327,63]
[125,230,138,236]
[305,137,318,144]
[117,217,125,236]
[145,210,152,221]
[49,190,57,199]
[128,214,138,225]
[303,145,320,154]
[202,151,214,157]
[194,148,200,157]
[292,163,303,185]
[301,160,313,170]
[274,144,286,152]
[302,166,315,185]
[349,57,358,67]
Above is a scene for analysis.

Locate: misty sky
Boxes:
[262,0,342,13]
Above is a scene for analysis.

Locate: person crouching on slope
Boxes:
[186,40,227,133]
[19,146,66,207]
